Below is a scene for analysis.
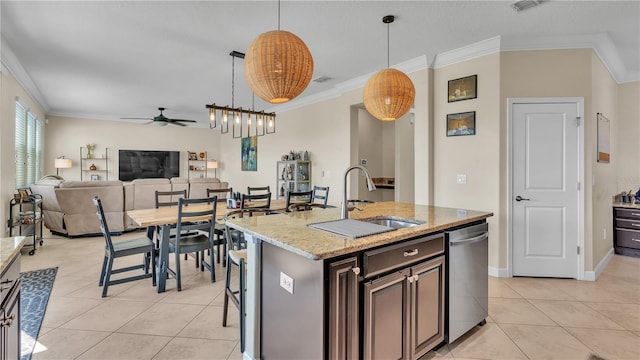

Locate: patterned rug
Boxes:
[20,267,57,360]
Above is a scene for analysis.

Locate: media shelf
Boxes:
[8,194,43,255]
[276,160,312,199]
[188,151,209,179]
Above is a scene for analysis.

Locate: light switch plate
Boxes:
[457,174,467,184]
[279,272,294,294]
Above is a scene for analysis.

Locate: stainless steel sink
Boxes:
[361,216,424,229]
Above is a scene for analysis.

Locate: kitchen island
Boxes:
[227,202,492,360]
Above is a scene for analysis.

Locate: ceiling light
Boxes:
[244,0,314,104]
[206,51,275,138]
[511,0,546,12]
[363,15,415,121]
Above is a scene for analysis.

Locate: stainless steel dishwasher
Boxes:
[445,222,489,344]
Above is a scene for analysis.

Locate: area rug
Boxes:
[20,267,57,360]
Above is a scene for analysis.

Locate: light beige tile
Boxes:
[31,328,110,360]
[418,344,452,359]
[77,333,171,360]
[566,327,640,360]
[226,342,244,360]
[60,299,152,331]
[488,277,522,299]
[448,323,527,359]
[178,305,240,341]
[585,302,640,331]
[41,296,104,328]
[117,302,205,336]
[66,277,140,299]
[49,275,96,297]
[152,337,236,360]
[500,323,592,359]
[489,298,555,325]
[37,326,54,337]
[504,277,575,300]
[559,281,640,304]
[530,300,624,330]
[113,280,171,303]
[159,274,225,305]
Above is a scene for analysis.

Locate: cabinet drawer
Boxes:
[363,233,444,278]
[0,256,20,305]
[615,218,640,230]
[615,208,640,220]
[616,228,640,250]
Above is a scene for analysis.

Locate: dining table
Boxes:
[127,198,288,293]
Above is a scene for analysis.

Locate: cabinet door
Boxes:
[410,256,445,359]
[0,284,20,360]
[328,256,359,360]
[363,269,410,360]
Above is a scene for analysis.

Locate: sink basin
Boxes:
[362,216,424,229]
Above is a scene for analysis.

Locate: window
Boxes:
[15,101,42,188]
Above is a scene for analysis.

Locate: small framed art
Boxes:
[446,111,476,136]
[91,174,99,181]
[448,75,477,102]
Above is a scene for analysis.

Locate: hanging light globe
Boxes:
[244,30,314,104]
[363,68,415,121]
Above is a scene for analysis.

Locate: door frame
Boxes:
[507,97,585,280]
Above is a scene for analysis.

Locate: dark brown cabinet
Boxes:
[0,256,21,360]
[362,255,445,360]
[327,256,359,360]
[613,207,640,257]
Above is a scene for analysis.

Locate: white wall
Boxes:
[616,81,640,191]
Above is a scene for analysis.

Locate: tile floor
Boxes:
[21,230,640,360]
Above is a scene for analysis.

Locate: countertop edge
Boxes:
[0,237,26,273]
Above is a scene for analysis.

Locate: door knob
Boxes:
[515,196,530,202]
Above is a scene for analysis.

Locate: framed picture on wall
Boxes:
[446,111,476,136]
[597,112,610,163]
[448,75,477,102]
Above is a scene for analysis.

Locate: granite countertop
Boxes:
[613,202,640,209]
[0,237,25,273]
[227,202,493,260]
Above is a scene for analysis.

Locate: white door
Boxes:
[511,99,582,278]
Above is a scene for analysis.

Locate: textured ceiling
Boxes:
[1,1,638,127]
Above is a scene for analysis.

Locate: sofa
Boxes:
[31,177,229,237]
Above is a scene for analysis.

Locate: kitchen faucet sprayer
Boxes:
[341,165,377,219]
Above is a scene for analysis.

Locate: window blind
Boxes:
[15,101,43,189]
[15,102,27,188]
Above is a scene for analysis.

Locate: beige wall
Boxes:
[616,81,640,191]
[43,116,221,182]
[1,69,46,236]
[433,52,502,268]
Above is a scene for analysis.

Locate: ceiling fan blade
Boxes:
[169,121,187,127]
[120,117,154,120]
[168,118,197,123]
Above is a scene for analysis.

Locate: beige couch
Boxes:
[31,177,229,237]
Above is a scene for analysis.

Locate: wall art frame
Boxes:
[448,74,477,103]
[597,112,610,163]
[446,111,476,136]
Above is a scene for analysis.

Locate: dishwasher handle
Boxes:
[449,232,488,246]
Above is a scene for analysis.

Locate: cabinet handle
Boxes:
[404,249,419,257]
[413,275,420,282]
[632,239,640,242]
[407,275,414,283]
[351,267,361,276]
[1,314,14,327]
[0,279,13,291]
[632,213,640,216]
[632,224,640,227]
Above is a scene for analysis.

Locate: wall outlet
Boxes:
[603,228,607,240]
[279,272,294,294]
[456,174,467,185]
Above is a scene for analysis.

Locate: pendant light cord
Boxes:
[231,55,235,108]
[387,21,390,68]
[277,0,281,30]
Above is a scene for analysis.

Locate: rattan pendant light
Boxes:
[244,1,314,104]
[363,15,415,121]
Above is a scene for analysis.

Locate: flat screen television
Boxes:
[119,150,180,181]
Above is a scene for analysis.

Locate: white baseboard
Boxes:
[488,266,509,278]
[243,353,258,360]
[583,248,614,281]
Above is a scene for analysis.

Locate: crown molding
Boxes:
[0,37,50,113]
[431,36,502,69]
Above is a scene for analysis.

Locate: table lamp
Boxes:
[207,160,218,178]
[54,157,72,176]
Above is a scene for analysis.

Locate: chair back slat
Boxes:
[285,190,313,212]
[93,196,115,255]
[241,193,271,209]
[175,196,217,235]
[155,189,188,208]
[247,186,270,195]
[207,187,233,201]
[312,186,330,208]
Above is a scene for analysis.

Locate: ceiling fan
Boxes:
[120,107,197,127]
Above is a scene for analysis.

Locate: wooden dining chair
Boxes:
[168,196,218,291]
[241,192,271,209]
[285,190,313,212]
[154,189,194,262]
[93,196,155,298]
[222,208,283,352]
[206,187,234,265]
[247,186,270,195]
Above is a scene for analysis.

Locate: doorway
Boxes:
[508,98,584,279]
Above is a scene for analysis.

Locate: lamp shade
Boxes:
[363,68,415,121]
[54,158,72,169]
[207,160,219,169]
[244,30,314,104]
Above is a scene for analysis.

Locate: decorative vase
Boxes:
[199,152,205,159]
[304,150,309,161]
[89,164,97,171]
[86,150,92,159]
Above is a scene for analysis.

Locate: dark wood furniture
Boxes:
[613,205,640,258]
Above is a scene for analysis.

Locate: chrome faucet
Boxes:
[341,165,377,219]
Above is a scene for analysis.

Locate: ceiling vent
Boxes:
[313,75,332,83]
[511,0,546,12]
